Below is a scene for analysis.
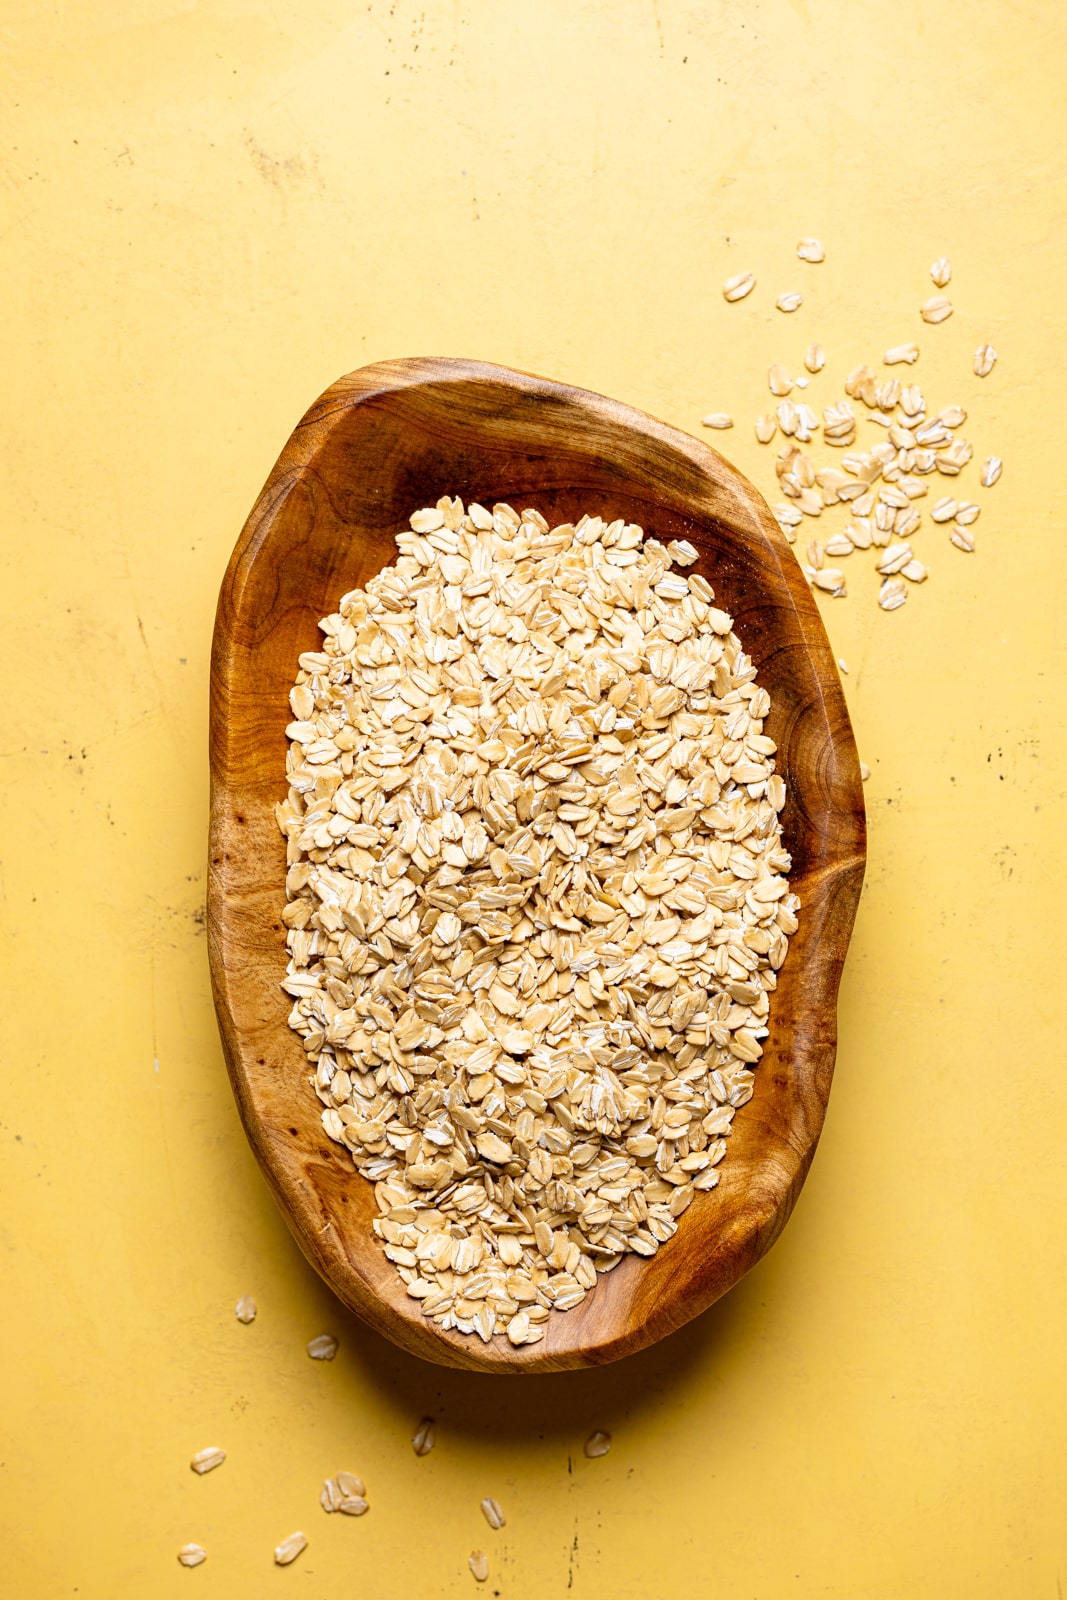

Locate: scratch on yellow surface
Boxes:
[1,3,1066,1597]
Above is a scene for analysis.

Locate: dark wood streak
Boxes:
[208,357,866,1373]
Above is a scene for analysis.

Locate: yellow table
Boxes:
[3,4,1064,1594]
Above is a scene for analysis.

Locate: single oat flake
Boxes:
[584,1430,612,1458]
[190,1447,226,1476]
[797,238,825,263]
[811,567,847,597]
[878,578,908,611]
[884,343,919,366]
[274,1532,307,1567]
[177,1544,206,1568]
[776,291,803,312]
[469,1551,490,1583]
[974,343,998,377]
[412,1418,436,1457]
[981,456,1002,487]
[930,257,952,287]
[480,1496,506,1530]
[723,271,756,302]
[307,1334,339,1361]
[278,500,798,1344]
[804,344,825,373]
[920,296,953,324]
[235,1295,257,1324]
[701,413,734,429]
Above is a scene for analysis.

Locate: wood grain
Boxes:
[208,357,866,1373]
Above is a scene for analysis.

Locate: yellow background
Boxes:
[2,3,1065,1595]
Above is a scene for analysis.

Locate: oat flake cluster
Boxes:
[277,498,797,1346]
[719,244,1003,606]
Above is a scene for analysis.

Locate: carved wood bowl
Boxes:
[208,357,866,1373]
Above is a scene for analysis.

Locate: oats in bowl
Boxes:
[275,498,798,1345]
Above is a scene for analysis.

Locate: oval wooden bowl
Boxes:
[209,357,866,1373]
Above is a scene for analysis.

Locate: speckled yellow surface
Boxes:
[3,3,1066,1595]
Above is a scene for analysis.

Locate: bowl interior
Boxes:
[209,360,865,1371]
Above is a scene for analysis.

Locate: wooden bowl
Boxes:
[209,357,865,1373]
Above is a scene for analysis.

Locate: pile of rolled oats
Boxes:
[277,499,797,1345]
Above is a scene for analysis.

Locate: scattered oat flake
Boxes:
[837,658,849,673]
[274,1532,307,1567]
[930,258,952,287]
[768,363,793,396]
[723,271,755,302]
[804,344,825,373]
[584,1430,612,1458]
[950,525,976,552]
[307,1334,338,1361]
[777,399,800,437]
[974,343,997,377]
[338,1495,369,1516]
[755,414,777,443]
[936,439,973,475]
[177,1544,206,1568]
[878,578,908,611]
[701,413,734,429]
[480,1496,506,1530]
[981,456,1002,487]
[235,1295,257,1324]
[884,343,919,366]
[412,1418,436,1457]
[797,238,825,263]
[876,542,913,577]
[776,292,803,313]
[811,568,847,596]
[921,296,953,324]
[190,1448,226,1475]
[469,1551,490,1583]
[859,762,871,782]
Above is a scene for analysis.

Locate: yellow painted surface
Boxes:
[2,3,1065,1595]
